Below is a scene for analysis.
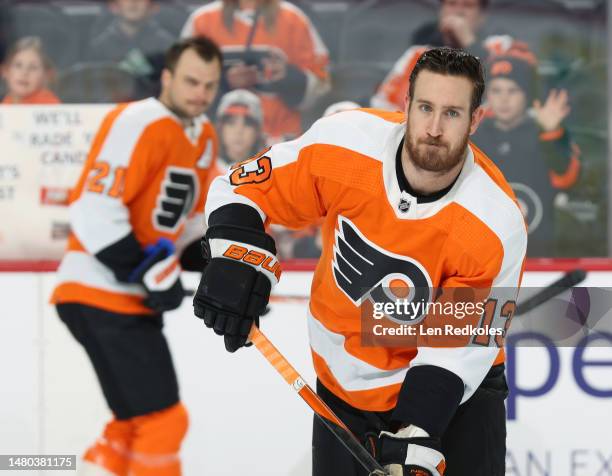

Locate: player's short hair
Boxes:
[439,0,489,9]
[164,37,223,72]
[408,47,485,113]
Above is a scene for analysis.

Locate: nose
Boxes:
[427,113,443,138]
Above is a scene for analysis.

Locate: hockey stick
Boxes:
[264,270,588,314]
[248,326,389,476]
[515,268,587,316]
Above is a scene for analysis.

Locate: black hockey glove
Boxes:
[378,426,446,476]
[193,224,279,352]
[128,238,184,313]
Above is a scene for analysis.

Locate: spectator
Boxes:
[182,0,330,143]
[412,0,497,52]
[216,88,265,168]
[371,0,526,111]
[1,36,60,104]
[472,54,581,256]
[89,0,174,92]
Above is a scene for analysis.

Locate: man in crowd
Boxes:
[371,0,524,111]
[89,0,174,94]
[181,0,330,143]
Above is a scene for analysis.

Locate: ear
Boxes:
[160,68,172,90]
[469,106,486,135]
[404,94,410,116]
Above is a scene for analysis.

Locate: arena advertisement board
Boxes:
[0,105,112,259]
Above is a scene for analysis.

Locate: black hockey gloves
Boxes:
[193,224,279,352]
[378,426,446,476]
[128,237,185,313]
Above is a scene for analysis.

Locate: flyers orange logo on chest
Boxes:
[332,216,433,323]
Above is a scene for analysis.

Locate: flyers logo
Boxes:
[153,167,198,232]
[510,182,543,234]
[332,216,432,323]
[230,147,272,186]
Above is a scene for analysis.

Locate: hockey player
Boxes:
[193,48,527,475]
[51,37,222,476]
[472,53,580,256]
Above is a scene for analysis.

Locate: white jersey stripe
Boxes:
[307,310,408,391]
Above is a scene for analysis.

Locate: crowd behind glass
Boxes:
[0,0,607,259]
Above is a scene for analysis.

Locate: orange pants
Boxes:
[83,403,189,476]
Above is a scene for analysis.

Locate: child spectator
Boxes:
[472,54,581,256]
[1,36,60,104]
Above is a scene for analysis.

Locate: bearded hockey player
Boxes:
[194,47,527,476]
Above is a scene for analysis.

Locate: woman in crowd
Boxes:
[216,88,265,168]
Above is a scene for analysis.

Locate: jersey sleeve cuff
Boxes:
[391,365,464,437]
[208,203,266,231]
[94,232,145,282]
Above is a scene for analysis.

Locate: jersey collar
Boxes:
[382,122,476,220]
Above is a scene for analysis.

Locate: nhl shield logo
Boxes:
[398,198,411,213]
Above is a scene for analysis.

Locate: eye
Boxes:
[446,110,460,118]
[419,104,432,113]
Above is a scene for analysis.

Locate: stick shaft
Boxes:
[516,269,587,315]
[248,326,387,476]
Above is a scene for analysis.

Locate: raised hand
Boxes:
[533,88,571,132]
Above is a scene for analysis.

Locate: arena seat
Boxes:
[56,62,142,103]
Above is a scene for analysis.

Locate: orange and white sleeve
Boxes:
[70,113,159,256]
[205,118,329,230]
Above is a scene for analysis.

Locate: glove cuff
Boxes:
[206,224,277,254]
[379,431,445,476]
[205,225,280,286]
[141,254,181,292]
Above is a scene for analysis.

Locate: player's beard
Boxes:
[405,123,470,174]
[165,89,207,121]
